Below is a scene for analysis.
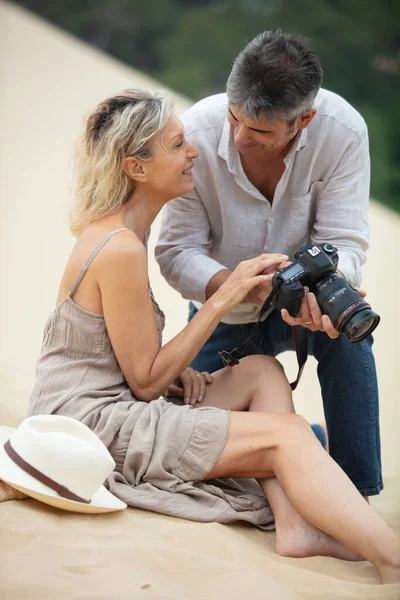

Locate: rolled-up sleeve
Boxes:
[311,128,370,286]
[155,189,227,303]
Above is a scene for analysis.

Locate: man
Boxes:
[155,30,382,498]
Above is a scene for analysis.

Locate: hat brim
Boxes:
[0,426,127,513]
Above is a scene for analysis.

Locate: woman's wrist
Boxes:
[205,292,228,320]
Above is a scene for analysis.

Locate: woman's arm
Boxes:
[98,233,286,402]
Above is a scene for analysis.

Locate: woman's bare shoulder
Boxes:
[93,229,148,281]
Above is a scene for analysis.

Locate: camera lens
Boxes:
[343,313,378,343]
[339,307,380,343]
[313,274,380,343]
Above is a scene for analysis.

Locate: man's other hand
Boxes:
[280,286,367,339]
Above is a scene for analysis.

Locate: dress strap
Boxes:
[69,228,130,297]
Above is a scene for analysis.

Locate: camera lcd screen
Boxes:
[281,262,304,280]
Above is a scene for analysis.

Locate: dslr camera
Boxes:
[264,243,380,343]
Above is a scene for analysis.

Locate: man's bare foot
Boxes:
[275,518,363,561]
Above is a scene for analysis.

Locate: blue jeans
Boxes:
[188,302,383,496]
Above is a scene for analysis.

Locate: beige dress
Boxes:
[27,229,274,528]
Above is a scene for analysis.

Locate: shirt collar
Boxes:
[286,127,308,158]
[218,116,236,172]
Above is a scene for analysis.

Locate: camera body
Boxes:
[267,242,380,343]
[220,242,380,371]
[272,243,338,316]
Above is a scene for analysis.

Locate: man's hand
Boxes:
[281,286,367,339]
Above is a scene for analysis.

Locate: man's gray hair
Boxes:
[227,30,323,124]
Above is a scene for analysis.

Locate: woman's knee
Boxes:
[206,412,314,480]
[243,413,315,476]
[240,355,290,394]
[275,414,316,451]
[242,412,312,452]
[239,354,285,377]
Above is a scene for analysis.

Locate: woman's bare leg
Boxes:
[199,356,361,559]
[202,405,399,583]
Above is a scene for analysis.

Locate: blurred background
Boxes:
[0,0,399,490]
[11,0,400,213]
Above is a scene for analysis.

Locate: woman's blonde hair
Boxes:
[69,89,175,236]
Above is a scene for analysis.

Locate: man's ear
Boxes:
[297,108,317,130]
[123,157,148,183]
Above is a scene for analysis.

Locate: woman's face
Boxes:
[144,117,199,200]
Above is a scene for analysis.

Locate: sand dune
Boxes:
[0,3,399,598]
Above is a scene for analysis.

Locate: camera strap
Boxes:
[218,285,309,390]
[290,325,309,391]
[218,288,279,368]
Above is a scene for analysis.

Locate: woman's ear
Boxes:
[123,157,148,183]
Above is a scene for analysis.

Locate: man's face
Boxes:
[227,105,299,155]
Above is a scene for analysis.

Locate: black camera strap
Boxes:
[218,285,309,390]
[290,325,309,391]
[218,287,278,368]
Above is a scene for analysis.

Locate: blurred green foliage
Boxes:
[15,0,400,211]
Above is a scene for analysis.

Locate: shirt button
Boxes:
[268,215,274,223]
[166,233,173,241]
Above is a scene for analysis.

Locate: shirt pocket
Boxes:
[283,181,324,248]
[293,180,325,204]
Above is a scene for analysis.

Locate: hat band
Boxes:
[4,439,91,504]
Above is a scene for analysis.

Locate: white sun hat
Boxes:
[0,415,127,513]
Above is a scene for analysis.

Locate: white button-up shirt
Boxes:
[156,90,370,324]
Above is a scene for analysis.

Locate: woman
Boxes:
[27,89,399,583]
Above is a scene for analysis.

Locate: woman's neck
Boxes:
[120,190,163,242]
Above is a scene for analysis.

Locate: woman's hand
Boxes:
[165,368,214,406]
[213,253,289,313]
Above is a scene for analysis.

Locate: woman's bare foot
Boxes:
[261,477,362,560]
[275,516,363,561]
[379,563,400,584]
[376,537,400,583]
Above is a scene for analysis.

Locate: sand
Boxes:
[0,3,399,598]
